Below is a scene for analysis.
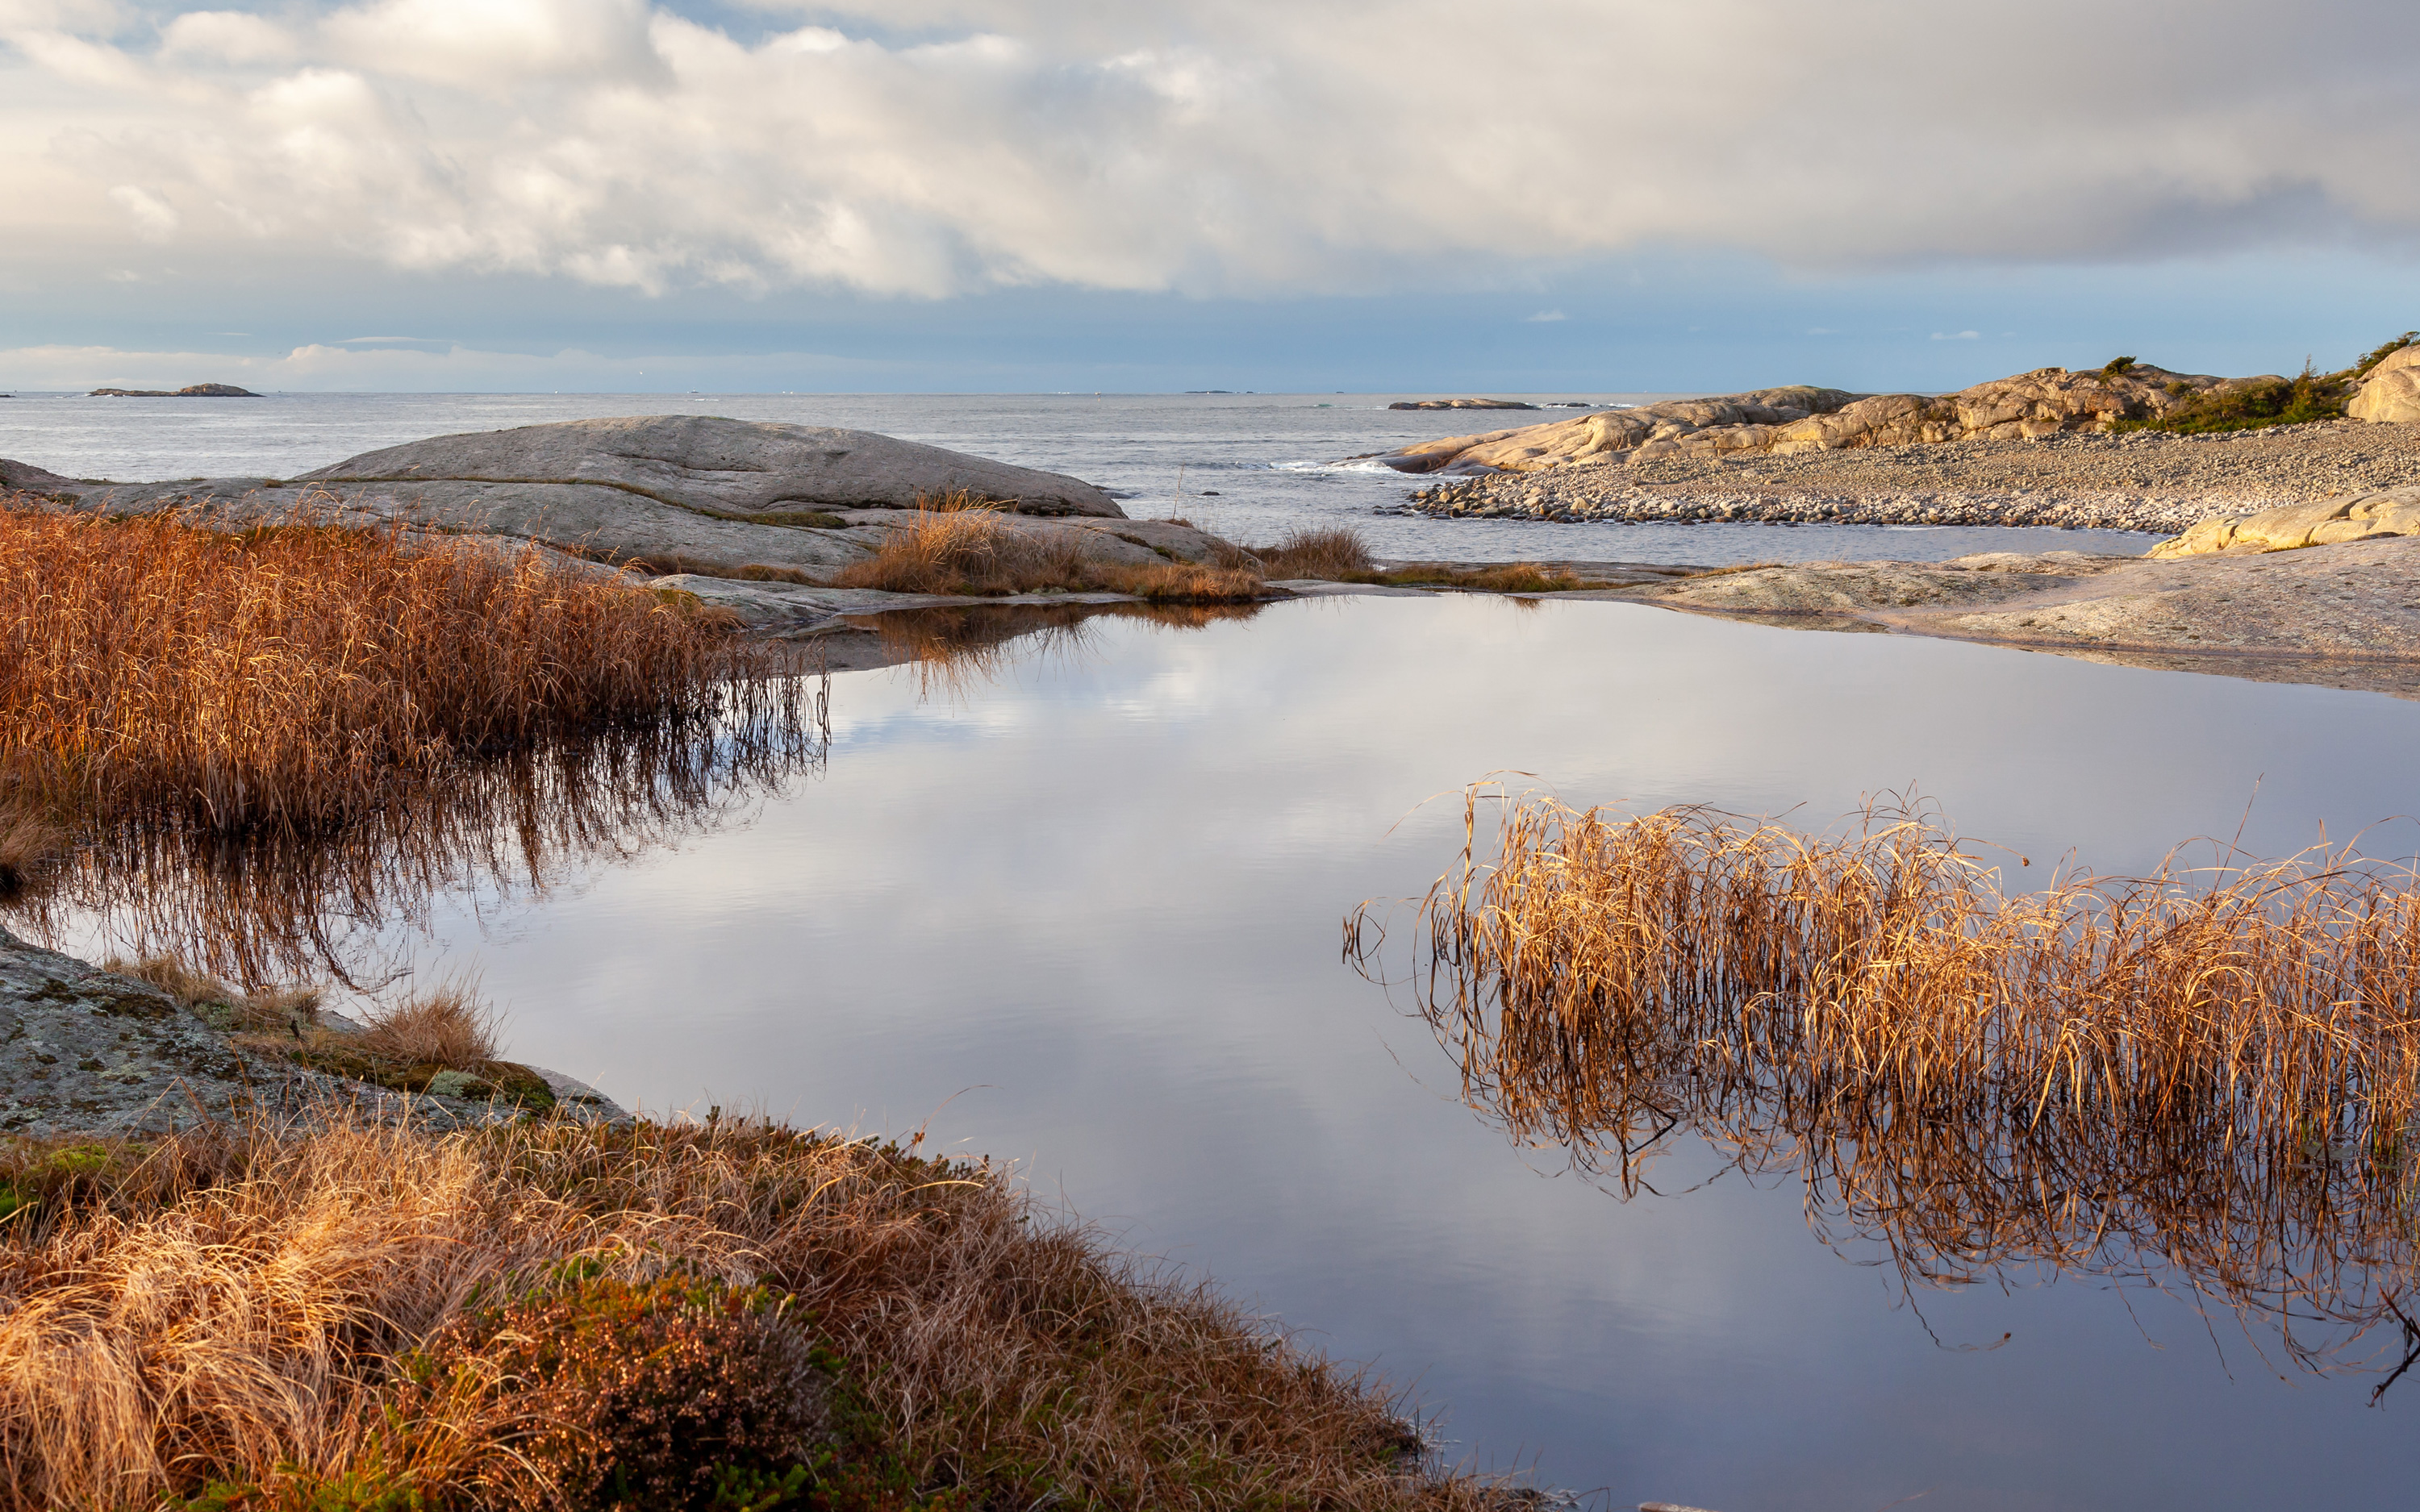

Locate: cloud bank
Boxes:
[3,0,2417,302]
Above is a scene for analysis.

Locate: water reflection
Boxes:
[1350,789,2420,1389]
[7,685,830,987]
[839,600,1266,697]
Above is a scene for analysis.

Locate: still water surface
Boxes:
[25,594,2415,1508]
[360,604,2420,1503]
[0,390,2163,567]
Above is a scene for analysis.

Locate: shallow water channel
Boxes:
[36,594,2420,1508]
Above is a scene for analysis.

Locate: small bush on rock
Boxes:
[411,1271,843,1512]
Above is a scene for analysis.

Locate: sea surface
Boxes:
[0,390,2165,564]
[22,594,2420,1510]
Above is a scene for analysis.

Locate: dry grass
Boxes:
[357,981,500,1069]
[1246,526,1376,579]
[832,495,1264,602]
[1350,789,2420,1379]
[0,806,63,898]
[99,952,322,1035]
[1353,563,1583,593]
[0,503,775,835]
[0,1113,1492,1511]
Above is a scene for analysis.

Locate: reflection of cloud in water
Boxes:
[1351,789,2420,1390]
[7,683,829,989]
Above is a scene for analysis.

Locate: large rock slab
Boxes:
[2349,346,2420,424]
[298,415,1124,518]
[1598,539,2420,695]
[0,928,255,1139]
[7,417,1249,590]
[2147,483,2420,557]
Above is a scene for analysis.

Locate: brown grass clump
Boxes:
[357,980,500,1069]
[0,1113,1487,1511]
[0,504,775,835]
[1351,789,2420,1381]
[1354,562,1582,593]
[1247,526,1376,580]
[832,495,1263,602]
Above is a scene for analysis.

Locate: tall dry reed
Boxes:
[0,1113,1485,1511]
[0,505,774,835]
[1350,790,2420,1379]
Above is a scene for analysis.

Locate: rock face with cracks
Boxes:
[2349,346,2420,425]
[4,416,1239,588]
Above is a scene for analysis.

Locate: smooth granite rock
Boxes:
[2349,346,2420,424]
[2147,484,2420,558]
[296,414,1124,517]
[1372,366,2239,475]
[7,417,1245,589]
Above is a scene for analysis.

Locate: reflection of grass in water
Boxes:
[1350,788,2420,1383]
[865,600,1266,702]
[9,685,829,989]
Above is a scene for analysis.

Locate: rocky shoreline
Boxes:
[1392,419,2420,533]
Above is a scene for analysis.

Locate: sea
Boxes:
[0,389,2166,564]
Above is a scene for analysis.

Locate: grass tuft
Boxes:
[832,495,1262,602]
[1245,527,1376,580]
[357,981,501,1070]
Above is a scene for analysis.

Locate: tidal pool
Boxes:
[32,594,2420,1509]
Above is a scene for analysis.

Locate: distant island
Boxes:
[90,383,260,398]
[1388,398,1537,410]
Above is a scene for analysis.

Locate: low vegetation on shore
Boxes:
[2112,331,2418,435]
[0,1111,1482,1512]
[1353,790,2420,1375]
[1241,527,1579,593]
[832,497,1262,602]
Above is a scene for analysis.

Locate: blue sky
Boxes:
[2,0,2415,393]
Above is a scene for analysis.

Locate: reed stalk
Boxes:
[1350,789,2420,1378]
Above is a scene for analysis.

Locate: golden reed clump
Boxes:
[0,1114,1483,1511]
[1350,789,2420,1380]
[0,505,771,835]
[832,494,1263,602]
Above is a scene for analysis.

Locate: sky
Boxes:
[2,0,2416,393]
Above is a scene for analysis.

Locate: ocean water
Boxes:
[0,390,2165,565]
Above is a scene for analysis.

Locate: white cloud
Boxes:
[1,1,2417,302]
[106,183,177,238]
[1931,330,1982,340]
[1524,310,1566,323]
[160,10,298,64]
